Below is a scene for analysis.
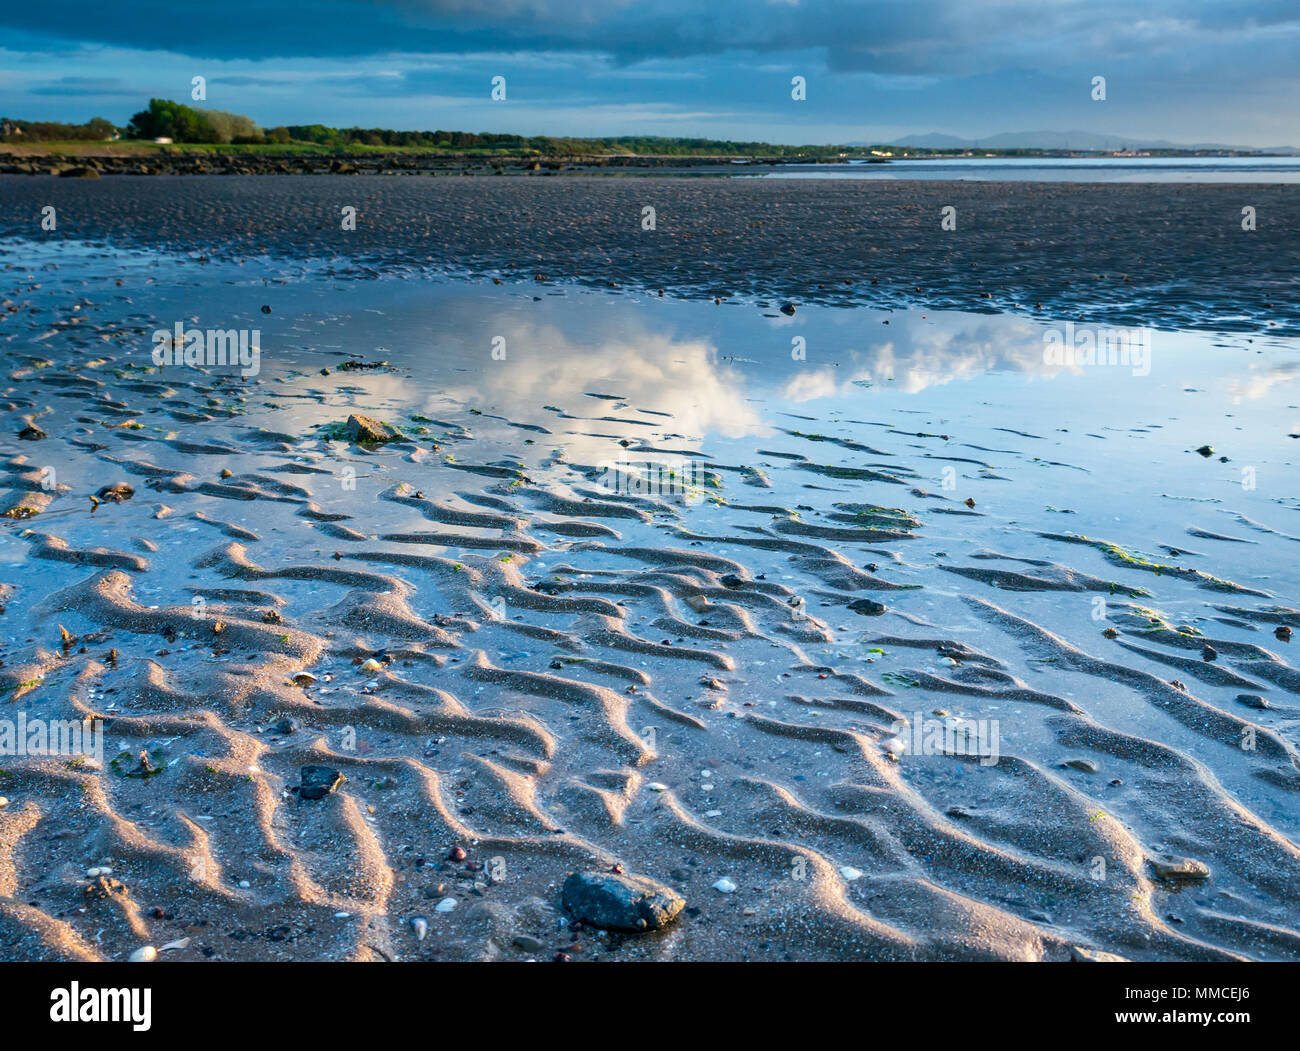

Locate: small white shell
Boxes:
[712,877,738,893]
[359,658,383,673]
[129,946,157,962]
[840,866,863,881]
[435,897,457,913]
[411,915,429,940]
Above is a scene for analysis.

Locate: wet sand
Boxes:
[1,174,1296,335]
[1,184,1299,963]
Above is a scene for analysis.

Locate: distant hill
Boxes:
[889,130,1299,154]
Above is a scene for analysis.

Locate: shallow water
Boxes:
[1,235,1298,962]
[754,156,1300,183]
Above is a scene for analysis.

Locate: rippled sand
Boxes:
[1,189,1299,962]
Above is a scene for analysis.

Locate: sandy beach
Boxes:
[1,175,1299,963]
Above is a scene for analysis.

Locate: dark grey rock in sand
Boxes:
[847,598,888,616]
[512,934,545,952]
[345,413,404,444]
[561,871,684,932]
[1236,693,1270,710]
[299,765,345,800]
[1149,853,1210,881]
[95,483,134,502]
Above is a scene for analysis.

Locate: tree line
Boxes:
[2,98,907,157]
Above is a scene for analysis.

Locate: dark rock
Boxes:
[779,303,796,316]
[1275,626,1292,643]
[512,934,545,953]
[299,765,345,800]
[18,423,45,441]
[59,166,99,179]
[719,573,745,589]
[344,413,404,443]
[561,870,684,932]
[1149,853,1210,881]
[847,598,888,616]
[95,483,134,502]
[1194,445,1214,457]
[1235,693,1270,710]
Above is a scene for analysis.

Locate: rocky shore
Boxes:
[0,149,795,178]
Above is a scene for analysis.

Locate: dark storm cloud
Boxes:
[4,1,1296,71]
[2,2,1296,145]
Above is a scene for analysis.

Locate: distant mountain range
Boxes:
[884,130,1299,154]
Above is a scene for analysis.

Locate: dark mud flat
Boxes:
[0,216,1299,963]
[1,175,1297,335]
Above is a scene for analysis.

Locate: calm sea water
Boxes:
[749,156,1300,183]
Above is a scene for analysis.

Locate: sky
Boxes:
[2,1,1297,147]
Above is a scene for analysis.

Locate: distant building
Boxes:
[0,119,21,138]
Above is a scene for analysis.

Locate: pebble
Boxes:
[1063,758,1099,774]
[129,946,157,962]
[645,782,669,792]
[436,897,458,913]
[847,598,888,616]
[712,877,738,893]
[299,765,345,800]
[359,657,384,673]
[561,870,684,932]
[840,866,863,881]
[512,934,545,953]
[86,866,112,877]
[1149,853,1211,881]
[411,915,429,941]
[1235,693,1270,710]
